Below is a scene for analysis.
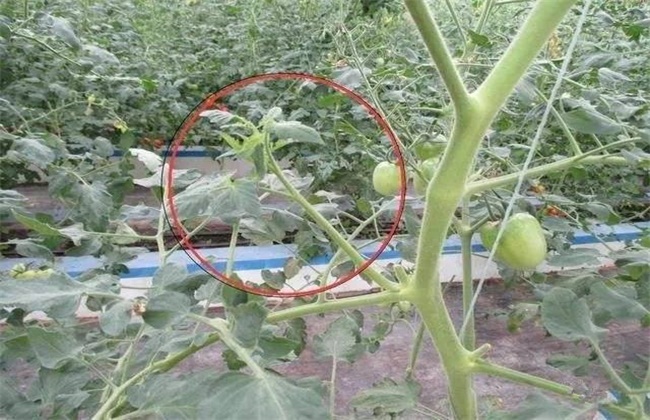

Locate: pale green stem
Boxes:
[590,339,632,394]
[472,360,575,396]
[405,322,426,380]
[465,138,640,196]
[443,0,466,46]
[460,223,476,350]
[404,0,471,112]
[403,1,579,417]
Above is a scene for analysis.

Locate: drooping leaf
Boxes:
[99,300,133,336]
[197,372,327,420]
[560,107,621,135]
[142,292,192,329]
[590,282,649,324]
[229,302,268,348]
[546,248,602,267]
[8,137,56,168]
[12,239,54,260]
[270,121,324,146]
[26,327,82,369]
[541,287,607,343]
[200,109,237,127]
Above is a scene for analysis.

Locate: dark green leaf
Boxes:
[467,29,492,47]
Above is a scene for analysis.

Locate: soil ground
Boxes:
[173,281,649,419]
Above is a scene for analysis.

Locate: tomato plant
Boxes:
[1,1,649,419]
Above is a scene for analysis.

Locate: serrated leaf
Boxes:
[197,372,327,420]
[229,302,268,348]
[128,148,162,172]
[99,300,133,336]
[313,315,364,362]
[560,107,621,135]
[350,378,421,415]
[541,288,607,343]
[26,327,81,369]
[270,121,324,145]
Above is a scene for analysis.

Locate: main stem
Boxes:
[403,1,579,418]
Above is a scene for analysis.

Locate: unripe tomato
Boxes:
[414,141,445,161]
[372,162,401,196]
[413,158,440,197]
[479,213,547,270]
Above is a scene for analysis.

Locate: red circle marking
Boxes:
[164,72,407,297]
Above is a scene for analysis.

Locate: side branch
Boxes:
[404,0,471,110]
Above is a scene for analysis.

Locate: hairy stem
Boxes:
[472,360,575,396]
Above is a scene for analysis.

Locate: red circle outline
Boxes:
[163,72,407,297]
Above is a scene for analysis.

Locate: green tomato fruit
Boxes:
[479,213,547,270]
[413,158,440,197]
[372,162,401,196]
[413,138,446,161]
[13,268,55,281]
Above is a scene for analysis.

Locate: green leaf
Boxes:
[583,202,620,225]
[229,302,268,348]
[0,22,11,39]
[77,182,113,230]
[197,372,327,420]
[284,318,307,356]
[26,327,81,369]
[560,107,621,135]
[34,366,90,415]
[590,282,649,323]
[99,300,133,336]
[541,288,607,343]
[7,137,56,169]
[0,275,87,319]
[349,377,421,416]
[41,14,82,49]
[58,223,91,246]
[12,240,54,260]
[142,292,192,329]
[487,393,580,420]
[546,248,602,267]
[313,315,364,362]
[173,175,261,222]
[270,121,324,146]
[127,372,220,420]
[467,29,492,47]
[546,354,591,377]
[0,190,27,216]
[12,211,60,237]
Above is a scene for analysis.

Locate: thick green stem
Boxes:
[475,0,580,120]
[403,1,579,418]
[404,0,471,112]
[460,226,476,350]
